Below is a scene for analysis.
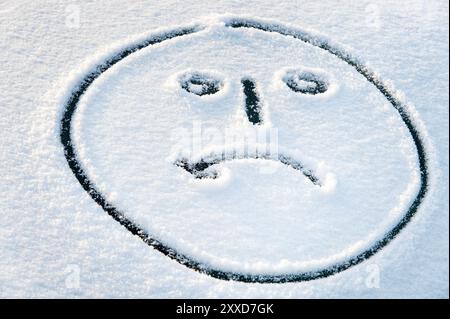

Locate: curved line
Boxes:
[60,18,429,283]
[174,154,322,186]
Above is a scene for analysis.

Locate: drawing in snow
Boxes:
[61,16,429,283]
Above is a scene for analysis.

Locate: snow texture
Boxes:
[0,0,448,298]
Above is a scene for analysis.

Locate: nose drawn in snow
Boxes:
[241,77,263,125]
[282,69,329,95]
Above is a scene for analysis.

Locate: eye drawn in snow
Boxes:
[282,69,329,95]
[60,16,429,283]
[179,71,224,96]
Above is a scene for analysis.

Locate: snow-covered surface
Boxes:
[0,0,448,298]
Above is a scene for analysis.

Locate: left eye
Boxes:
[180,72,223,96]
[283,70,328,95]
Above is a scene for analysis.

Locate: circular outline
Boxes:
[283,70,328,95]
[60,18,429,283]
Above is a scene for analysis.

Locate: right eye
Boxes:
[283,70,328,95]
[180,72,223,96]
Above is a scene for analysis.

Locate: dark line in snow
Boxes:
[175,153,322,186]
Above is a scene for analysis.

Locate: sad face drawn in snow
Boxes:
[61,17,429,282]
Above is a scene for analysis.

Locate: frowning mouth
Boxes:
[174,152,322,186]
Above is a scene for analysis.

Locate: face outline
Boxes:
[60,16,429,283]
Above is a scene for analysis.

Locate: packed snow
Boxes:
[0,0,448,297]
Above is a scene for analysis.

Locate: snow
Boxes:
[0,0,448,298]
